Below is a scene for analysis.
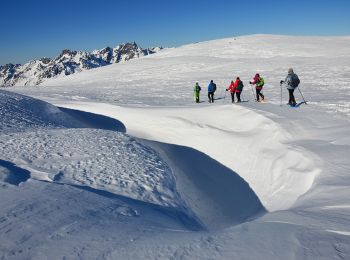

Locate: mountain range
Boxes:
[0,42,162,87]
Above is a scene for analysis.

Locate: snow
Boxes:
[0,129,181,208]
[2,34,350,259]
[53,102,320,212]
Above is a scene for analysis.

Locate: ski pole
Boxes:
[223,89,227,103]
[280,82,283,106]
[297,87,307,104]
[250,83,256,101]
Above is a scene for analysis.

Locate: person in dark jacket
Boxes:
[208,80,216,103]
[280,68,300,106]
[235,77,244,102]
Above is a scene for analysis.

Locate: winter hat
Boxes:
[288,68,294,74]
[255,73,259,77]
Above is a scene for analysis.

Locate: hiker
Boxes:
[226,80,236,103]
[208,80,216,103]
[226,77,244,103]
[249,73,265,102]
[280,68,300,106]
[235,77,244,102]
[193,82,201,103]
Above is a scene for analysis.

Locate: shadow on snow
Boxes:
[58,107,126,133]
[142,140,267,230]
[0,159,31,186]
[50,181,204,231]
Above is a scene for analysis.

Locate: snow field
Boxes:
[19,35,349,119]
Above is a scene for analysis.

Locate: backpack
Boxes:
[213,83,217,92]
[291,74,300,88]
[257,77,264,87]
[237,80,244,91]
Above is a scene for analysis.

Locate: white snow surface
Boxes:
[2,35,350,259]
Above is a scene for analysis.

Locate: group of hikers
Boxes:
[193,68,301,106]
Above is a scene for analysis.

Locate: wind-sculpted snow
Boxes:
[60,102,320,211]
[0,129,181,208]
[0,91,181,208]
[0,90,84,133]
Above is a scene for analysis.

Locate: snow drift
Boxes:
[56,101,320,211]
[0,90,266,231]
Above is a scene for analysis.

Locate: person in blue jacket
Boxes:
[208,80,216,103]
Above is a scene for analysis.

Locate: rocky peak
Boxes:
[40,58,51,64]
[60,49,78,57]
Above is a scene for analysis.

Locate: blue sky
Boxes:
[1,0,349,64]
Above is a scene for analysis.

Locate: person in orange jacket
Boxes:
[226,80,236,103]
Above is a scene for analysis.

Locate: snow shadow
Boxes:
[59,183,203,231]
[59,107,126,133]
[144,141,267,230]
[0,159,31,186]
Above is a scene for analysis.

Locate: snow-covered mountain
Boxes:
[0,42,162,87]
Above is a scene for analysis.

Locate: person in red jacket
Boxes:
[249,73,265,102]
[226,80,236,103]
[226,77,244,103]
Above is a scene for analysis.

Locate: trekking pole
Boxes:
[280,82,283,106]
[297,87,307,104]
[250,83,256,101]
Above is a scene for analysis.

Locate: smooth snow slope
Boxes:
[6,35,350,259]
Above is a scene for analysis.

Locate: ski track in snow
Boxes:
[2,35,350,259]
